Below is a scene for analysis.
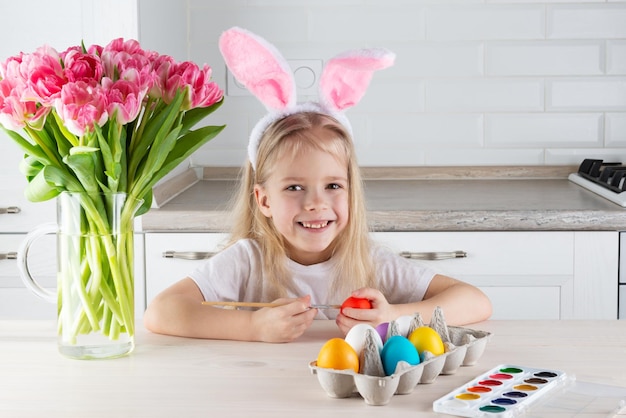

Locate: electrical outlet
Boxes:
[226,59,323,98]
[225,69,249,96]
[290,59,322,97]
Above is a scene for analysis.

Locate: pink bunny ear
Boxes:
[218,27,296,110]
[319,49,395,112]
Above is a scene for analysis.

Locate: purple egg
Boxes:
[375,322,389,343]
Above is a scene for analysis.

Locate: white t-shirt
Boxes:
[189,239,437,319]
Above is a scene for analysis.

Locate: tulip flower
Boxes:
[54,80,108,137]
[103,77,147,125]
[0,37,225,349]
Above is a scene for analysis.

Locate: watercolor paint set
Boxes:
[433,364,568,417]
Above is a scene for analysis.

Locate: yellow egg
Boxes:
[408,326,445,356]
[316,338,359,373]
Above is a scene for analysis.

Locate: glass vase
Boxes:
[18,192,142,359]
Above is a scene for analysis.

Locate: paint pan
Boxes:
[433,364,567,417]
[434,364,626,417]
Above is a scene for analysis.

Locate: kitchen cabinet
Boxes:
[0,137,54,232]
[374,231,618,320]
[0,234,56,319]
[0,165,56,319]
[143,231,619,320]
[144,233,230,304]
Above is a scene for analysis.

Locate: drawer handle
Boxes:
[400,251,467,260]
[0,252,18,260]
[163,251,217,260]
[0,206,21,214]
[162,250,467,261]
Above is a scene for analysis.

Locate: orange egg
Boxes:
[408,326,445,356]
[316,338,359,373]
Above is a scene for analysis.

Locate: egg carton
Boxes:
[309,309,491,406]
[442,326,492,371]
[309,352,441,405]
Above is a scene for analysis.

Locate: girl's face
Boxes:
[254,138,349,266]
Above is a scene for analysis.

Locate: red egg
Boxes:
[340,296,372,315]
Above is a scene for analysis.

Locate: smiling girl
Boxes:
[143,28,492,343]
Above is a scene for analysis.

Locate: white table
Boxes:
[1,320,625,417]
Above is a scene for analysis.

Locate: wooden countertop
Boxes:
[1,320,625,417]
[139,168,626,232]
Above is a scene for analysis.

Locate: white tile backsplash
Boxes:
[548,4,626,39]
[365,114,484,148]
[426,5,545,41]
[427,149,545,166]
[606,113,626,146]
[486,113,603,147]
[1,0,624,173]
[548,78,626,110]
[608,41,626,74]
[189,8,309,44]
[180,1,626,167]
[546,149,626,165]
[309,6,426,42]
[357,148,427,167]
[426,79,545,112]
[357,81,425,113]
[387,43,484,77]
[485,41,604,76]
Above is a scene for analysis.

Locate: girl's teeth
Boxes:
[302,221,328,229]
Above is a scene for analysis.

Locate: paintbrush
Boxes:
[201,301,341,309]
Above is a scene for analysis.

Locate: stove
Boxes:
[568,159,626,319]
[568,158,626,207]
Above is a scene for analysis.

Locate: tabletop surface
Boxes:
[1,320,626,417]
[140,178,626,232]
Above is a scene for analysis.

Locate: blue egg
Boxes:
[380,335,420,376]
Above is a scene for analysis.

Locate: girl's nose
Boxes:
[304,189,327,210]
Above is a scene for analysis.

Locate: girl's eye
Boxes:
[287,185,303,191]
[327,183,342,190]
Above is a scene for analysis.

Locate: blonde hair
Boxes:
[228,112,375,302]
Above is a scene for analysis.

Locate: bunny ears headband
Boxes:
[218,27,395,170]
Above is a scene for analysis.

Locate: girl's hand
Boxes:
[335,288,396,336]
[250,295,317,342]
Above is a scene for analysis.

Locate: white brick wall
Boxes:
[4,1,624,168]
[183,0,626,167]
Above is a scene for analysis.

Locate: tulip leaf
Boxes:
[24,168,60,202]
[51,108,79,147]
[45,114,74,157]
[26,125,63,167]
[133,124,225,200]
[179,98,224,135]
[127,92,184,184]
[1,128,49,163]
[64,151,99,193]
[19,155,44,180]
[69,146,100,155]
[135,190,153,217]
[42,165,84,193]
[162,125,226,174]
[130,125,181,199]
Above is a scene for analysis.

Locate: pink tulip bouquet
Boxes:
[0,38,224,355]
[0,38,224,210]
